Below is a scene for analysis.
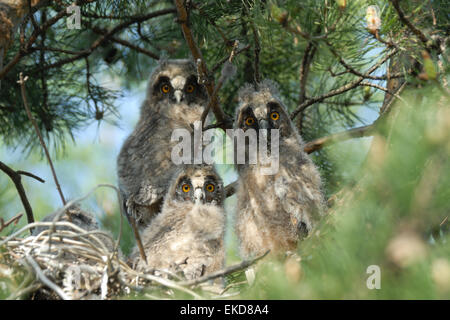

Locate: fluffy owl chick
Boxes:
[131,165,226,280]
[234,80,326,259]
[117,59,209,230]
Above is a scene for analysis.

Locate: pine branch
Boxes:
[0,0,97,80]
[390,0,440,54]
[32,8,175,74]
[174,0,231,130]
[290,49,398,120]
[303,125,375,153]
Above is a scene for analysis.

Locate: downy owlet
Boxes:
[117,59,208,230]
[131,165,226,280]
[234,80,326,258]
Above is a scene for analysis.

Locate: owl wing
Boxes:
[118,113,169,227]
[277,160,325,237]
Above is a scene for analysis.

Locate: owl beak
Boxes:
[259,119,269,129]
[174,90,184,103]
[194,188,205,204]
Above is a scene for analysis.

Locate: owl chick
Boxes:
[234,80,326,259]
[117,59,208,229]
[131,165,226,280]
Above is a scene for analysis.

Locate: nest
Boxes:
[0,214,266,300]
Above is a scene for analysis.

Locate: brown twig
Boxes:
[211,44,251,73]
[225,181,238,198]
[251,22,261,86]
[174,0,229,130]
[0,0,97,80]
[327,42,404,81]
[17,73,67,209]
[31,8,175,74]
[200,40,239,127]
[390,0,440,54]
[0,213,24,233]
[130,215,147,265]
[16,170,45,183]
[297,42,317,133]
[290,49,398,120]
[0,161,35,232]
[303,125,375,153]
[178,250,270,287]
[87,23,160,60]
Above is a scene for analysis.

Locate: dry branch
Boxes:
[178,250,270,287]
[174,0,231,130]
[0,161,35,231]
[18,73,67,208]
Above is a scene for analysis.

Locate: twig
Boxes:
[178,250,270,287]
[174,0,229,130]
[0,161,35,232]
[290,49,398,120]
[251,22,261,86]
[359,81,408,105]
[31,8,175,74]
[390,0,440,54]
[0,0,97,80]
[0,213,24,233]
[297,42,317,132]
[16,170,45,183]
[18,73,67,208]
[225,181,238,198]
[211,44,251,73]
[327,41,403,81]
[303,125,375,154]
[87,23,159,60]
[200,40,239,127]
[130,215,147,265]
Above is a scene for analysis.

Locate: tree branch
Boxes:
[18,73,67,209]
[290,49,398,120]
[390,0,440,54]
[174,0,230,130]
[0,161,35,232]
[32,8,175,74]
[0,0,96,80]
[177,250,270,287]
[303,125,375,153]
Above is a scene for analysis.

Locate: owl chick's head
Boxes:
[166,165,224,206]
[235,79,294,137]
[146,59,207,106]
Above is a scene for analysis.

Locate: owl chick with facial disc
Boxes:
[117,59,208,230]
[131,165,226,280]
[234,80,326,258]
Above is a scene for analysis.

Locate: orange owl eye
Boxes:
[270,111,279,121]
[186,84,195,93]
[161,84,171,94]
[206,184,215,192]
[182,184,190,192]
[245,117,255,126]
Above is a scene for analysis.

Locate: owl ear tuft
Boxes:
[158,52,169,67]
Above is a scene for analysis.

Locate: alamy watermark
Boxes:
[171,121,280,175]
[366,265,381,289]
[67,4,81,30]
